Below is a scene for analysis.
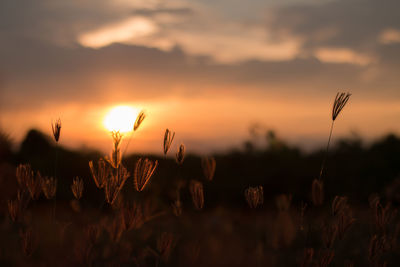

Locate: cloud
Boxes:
[379,28,400,44]
[314,47,374,66]
[79,17,159,48]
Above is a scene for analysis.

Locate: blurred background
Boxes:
[1,0,399,154]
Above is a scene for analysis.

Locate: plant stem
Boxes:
[53,142,58,221]
[319,120,335,180]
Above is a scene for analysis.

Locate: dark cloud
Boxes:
[1,0,400,112]
[272,0,400,49]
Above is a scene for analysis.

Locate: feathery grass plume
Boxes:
[163,129,175,155]
[244,186,263,209]
[121,202,143,230]
[71,176,84,200]
[301,248,314,267]
[104,165,130,204]
[26,171,43,200]
[319,92,351,180]
[16,164,33,190]
[202,156,216,181]
[89,158,109,189]
[311,179,324,206]
[322,224,338,249]
[189,180,204,210]
[41,176,57,199]
[134,158,158,192]
[175,143,185,165]
[134,110,146,131]
[332,92,351,121]
[157,232,175,263]
[106,131,123,169]
[51,118,62,142]
[20,228,36,257]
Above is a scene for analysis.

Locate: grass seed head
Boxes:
[71,176,84,200]
[332,92,351,121]
[89,159,109,189]
[16,164,33,190]
[134,158,158,192]
[245,186,263,209]
[163,129,175,155]
[134,110,146,131]
[104,165,130,204]
[121,202,143,230]
[190,180,204,210]
[106,131,123,169]
[51,118,62,142]
[175,143,185,165]
[202,156,216,181]
[41,176,57,199]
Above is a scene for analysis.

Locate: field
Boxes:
[0,95,399,267]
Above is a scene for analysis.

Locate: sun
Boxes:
[103,105,139,133]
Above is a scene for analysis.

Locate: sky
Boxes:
[0,0,400,154]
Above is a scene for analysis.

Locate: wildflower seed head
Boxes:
[163,129,175,155]
[26,171,43,200]
[189,180,204,210]
[245,186,263,209]
[16,164,33,190]
[89,159,109,189]
[134,110,146,131]
[121,202,143,230]
[134,158,158,192]
[104,165,130,204]
[71,176,84,200]
[332,92,351,121]
[106,131,123,169]
[51,118,62,142]
[176,143,185,165]
[202,156,216,181]
[41,176,57,199]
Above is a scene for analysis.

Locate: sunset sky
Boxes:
[1,0,400,154]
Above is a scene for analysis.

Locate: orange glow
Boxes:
[103,105,140,133]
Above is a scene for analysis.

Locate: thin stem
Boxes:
[319,120,335,180]
[122,131,134,158]
[53,142,58,221]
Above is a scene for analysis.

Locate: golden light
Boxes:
[103,105,139,133]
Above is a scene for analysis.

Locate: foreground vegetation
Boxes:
[0,93,399,266]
